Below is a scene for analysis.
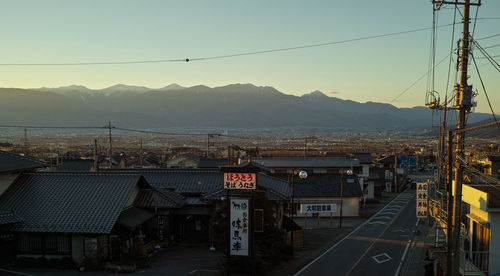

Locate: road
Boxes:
[295,189,417,276]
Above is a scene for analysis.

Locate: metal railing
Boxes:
[460,248,489,275]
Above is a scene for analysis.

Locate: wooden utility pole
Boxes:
[93,139,98,171]
[206,134,210,158]
[394,151,398,192]
[446,130,453,275]
[139,138,143,168]
[23,128,28,155]
[107,122,113,169]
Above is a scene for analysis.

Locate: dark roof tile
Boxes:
[0,172,147,233]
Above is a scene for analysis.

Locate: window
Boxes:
[254,209,264,232]
[18,234,70,254]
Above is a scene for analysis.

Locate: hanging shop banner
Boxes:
[416,182,428,218]
[224,173,256,190]
[300,203,337,214]
[230,198,249,256]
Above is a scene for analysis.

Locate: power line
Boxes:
[475,32,500,40]
[470,53,500,133]
[379,54,450,113]
[482,43,500,49]
[0,24,456,66]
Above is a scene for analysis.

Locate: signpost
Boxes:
[416,182,428,218]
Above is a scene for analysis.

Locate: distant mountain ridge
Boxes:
[0,83,493,129]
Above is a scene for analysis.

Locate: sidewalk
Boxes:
[275,192,399,275]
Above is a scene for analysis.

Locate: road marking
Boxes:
[394,218,420,276]
[295,190,410,276]
[189,269,217,275]
[379,211,397,215]
[367,221,388,225]
[0,269,37,276]
[392,229,406,233]
[344,193,414,276]
[372,253,392,264]
[373,216,392,220]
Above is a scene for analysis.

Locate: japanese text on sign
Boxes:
[224,173,256,190]
[230,198,249,256]
[300,203,337,214]
[416,182,428,218]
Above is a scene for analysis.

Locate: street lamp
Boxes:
[339,169,353,229]
[291,169,307,255]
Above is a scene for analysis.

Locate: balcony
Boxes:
[460,249,489,276]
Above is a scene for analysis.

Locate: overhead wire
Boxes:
[0,24,457,66]
[470,52,500,133]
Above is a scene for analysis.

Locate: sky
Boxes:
[0,0,499,113]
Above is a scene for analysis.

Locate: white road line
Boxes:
[367,221,388,225]
[0,269,37,276]
[295,190,410,276]
[394,218,420,276]
[373,216,392,220]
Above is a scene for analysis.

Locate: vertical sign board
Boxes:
[230,198,249,256]
[416,182,428,218]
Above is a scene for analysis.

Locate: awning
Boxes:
[116,207,155,229]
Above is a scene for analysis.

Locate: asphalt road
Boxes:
[295,189,417,276]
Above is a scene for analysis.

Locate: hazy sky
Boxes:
[0,0,499,112]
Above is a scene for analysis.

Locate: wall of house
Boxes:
[489,213,500,274]
[71,235,84,263]
[0,173,18,196]
[462,184,489,221]
[296,197,359,217]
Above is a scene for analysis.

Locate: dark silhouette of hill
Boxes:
[0,84,493,129]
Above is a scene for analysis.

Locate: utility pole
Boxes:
[394,151,398,193]
[93,139,98,171]
[107,122,113,169]
[451,1,471,274]
[139,138,143,168]
[206,134,210,158]
[446,130,453,275]
[304,137,307,157]
[23,128,28,155]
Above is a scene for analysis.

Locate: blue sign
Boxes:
[400,156,417,170]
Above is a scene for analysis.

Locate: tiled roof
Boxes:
[197,159,228,168]
[353,153,373,164]
[0,172,148,233]
[294,175,362,198]
[134,188,185,208]
[56,160,94,171]
[0,150,46,173]
[252,157,360,168]
[0,210,23,225]
[116,207,155,229]
[109,168,290,199]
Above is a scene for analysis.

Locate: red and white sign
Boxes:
[224,173,256,190]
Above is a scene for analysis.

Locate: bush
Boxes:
[15,256,75,269]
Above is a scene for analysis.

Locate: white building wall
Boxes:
[489,213,500,275]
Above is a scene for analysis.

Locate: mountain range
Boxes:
[0,83,494,130]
